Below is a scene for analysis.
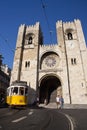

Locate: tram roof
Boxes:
[7,81,28,88]
[7,85,27,89]
[11,81,27,86]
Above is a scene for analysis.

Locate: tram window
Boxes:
[11,88,14,95]
[25,87,28,95]
[13,87,18,95]
[20,87,24,95]
[7,89,9,96]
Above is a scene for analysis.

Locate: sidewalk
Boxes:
[39,103,87,109]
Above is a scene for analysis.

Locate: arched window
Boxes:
[27,61,30,67]
[71,58,76,65]
[25,61,30,68]
[25,61,27,67]
[67,33,73,40]
[28,36,32,44]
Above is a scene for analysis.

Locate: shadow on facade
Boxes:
[27,84,38,106]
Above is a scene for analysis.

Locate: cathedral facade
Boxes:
[10,19,87,104]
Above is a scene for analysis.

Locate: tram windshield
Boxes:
[25,87,28,95]
[7,85,28,96]
[19,87,28,95]
[19,87,24,95]
[13,87,18,95]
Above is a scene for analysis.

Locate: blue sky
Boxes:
[0,0,87,69]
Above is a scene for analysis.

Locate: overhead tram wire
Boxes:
[40,0,53,44]
[0,33,15,53]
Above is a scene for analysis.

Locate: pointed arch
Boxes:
[39,74,62,104]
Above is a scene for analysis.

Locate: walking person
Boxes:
[36,97,39,106]
[59,95,64,109]
[56,95,60,109]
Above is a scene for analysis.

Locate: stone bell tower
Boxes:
[56,19,87,104]
[11,22,43,103]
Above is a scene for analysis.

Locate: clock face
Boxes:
[45,56,56,67]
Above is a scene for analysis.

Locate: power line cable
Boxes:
[40,0,53,43]
[0,33,15,67]
[0,33,15,53]
[0,38,13,61]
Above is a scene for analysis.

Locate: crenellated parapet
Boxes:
[40,43,58,47]
[19,24,25,29]
[25,22,40,34]
[56,19,81,32]
[63,22,75,32]
[18,22,40,37]
[40,44,58,50]
[74,19,81,24]
[56,20,62,28]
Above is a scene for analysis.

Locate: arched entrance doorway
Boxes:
[39,75,62,104]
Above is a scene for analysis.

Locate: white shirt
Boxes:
[56,96,60,102]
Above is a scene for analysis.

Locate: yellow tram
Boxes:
[6,81,28,107]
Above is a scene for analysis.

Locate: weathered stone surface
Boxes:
[10,20,87,104]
